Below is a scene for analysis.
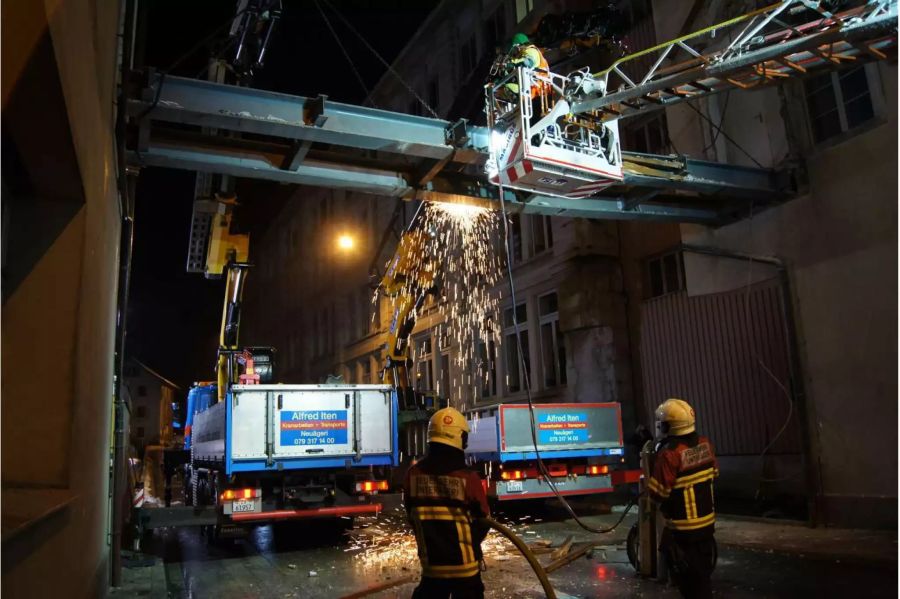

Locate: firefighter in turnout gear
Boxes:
[648,398,719,599]
[405,408,490,599]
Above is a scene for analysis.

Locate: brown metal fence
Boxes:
[639,278,801,456]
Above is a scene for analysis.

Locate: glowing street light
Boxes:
[337,234,355,251]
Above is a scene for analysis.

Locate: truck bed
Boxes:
[467,403,624,462]
[191,384,398,474]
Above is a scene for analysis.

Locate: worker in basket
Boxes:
[648,398,719,599]
[496,33,550,111]
[405,407,491,599]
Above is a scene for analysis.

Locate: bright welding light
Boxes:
[337,234,355,251]
[489,129,507,154]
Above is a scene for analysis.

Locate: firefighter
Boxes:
[405,407,490,599]
[648,398,719,599]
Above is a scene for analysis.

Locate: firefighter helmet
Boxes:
[655,398,696,437]
[428,407,471,451]
[510,32,530,49]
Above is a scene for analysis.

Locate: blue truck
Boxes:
[136,381,399,540]
[466,403,637,501]
[185,383,399,528]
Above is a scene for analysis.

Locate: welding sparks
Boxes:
[378,202,503,411]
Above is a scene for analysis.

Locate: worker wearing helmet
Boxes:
[648,398,719,599]
[405,407,490,599]
[501,32,550,100]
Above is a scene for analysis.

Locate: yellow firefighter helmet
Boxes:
[428,407,471,451]
[655,398,696,436]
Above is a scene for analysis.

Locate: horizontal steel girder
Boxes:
[129,144,413,196]
[128,74,490,160]
[126,76,792,224]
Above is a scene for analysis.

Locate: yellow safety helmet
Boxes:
[428,407,471,451]
[655,398,696,437]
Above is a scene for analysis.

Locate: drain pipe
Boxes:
[679,244,823,525]
[112,0,139,586]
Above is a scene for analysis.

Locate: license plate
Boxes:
[232,499,256,513]
[506,480,524,493]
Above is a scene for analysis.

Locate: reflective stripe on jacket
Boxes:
[648,433,719,537]
[404,453,490,579]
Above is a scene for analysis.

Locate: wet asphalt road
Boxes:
[132,504,897,599]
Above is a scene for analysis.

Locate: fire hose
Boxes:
[483,517,557,599]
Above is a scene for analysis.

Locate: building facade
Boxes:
[242,0,897,528]
[124,359,181,450]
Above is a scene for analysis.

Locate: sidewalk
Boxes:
[715,515,898,566]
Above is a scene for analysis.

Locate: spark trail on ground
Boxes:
[378,202,504,411]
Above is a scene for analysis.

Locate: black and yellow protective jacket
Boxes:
[404,444,490,579]
[648,432,719,538]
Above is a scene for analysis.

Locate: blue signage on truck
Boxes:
[537,411,589,445]
[280,410,348,446]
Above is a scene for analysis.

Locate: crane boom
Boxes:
[569,0,898,119]
[485,0,896,202]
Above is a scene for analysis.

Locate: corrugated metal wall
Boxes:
[639,278,801,456]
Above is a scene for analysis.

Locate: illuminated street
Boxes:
[113,502,896,598]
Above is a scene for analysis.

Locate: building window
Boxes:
[624,112,669,155]
[645,250,684,298]
[509,214,523,264]
[503,303,529,394]
[135,405,146,418]
[530,215,553,255]
[538,292,566,388]
[414,334,434,392]
[439,352,451,400]
[476,340,498,399]
[137,385,147,397]
[360,358,372,384]
[804,65,874,144]
[515,0,534,24]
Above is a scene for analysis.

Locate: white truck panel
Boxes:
[231,389,267,459]
[192,401,226,461]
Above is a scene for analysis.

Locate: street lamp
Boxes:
[336,233,355,251]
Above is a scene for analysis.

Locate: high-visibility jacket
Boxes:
[648,433,719,538]
[508,44,550,97]
[404,449,491,579]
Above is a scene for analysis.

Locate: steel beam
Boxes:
[130,144,413,197]
[622,152,793,200]
[128,74,488,160]
[511,195,722,223]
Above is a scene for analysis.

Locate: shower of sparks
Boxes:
[346,512,521,575]
[378,202,504,411]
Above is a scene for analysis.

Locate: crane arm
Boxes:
[377,205,441,404]
[564,0,897,120]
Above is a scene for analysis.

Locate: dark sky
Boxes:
[127,0,439,387]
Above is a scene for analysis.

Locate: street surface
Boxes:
[114,500,897,598]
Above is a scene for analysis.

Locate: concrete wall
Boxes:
[2,0,122,595]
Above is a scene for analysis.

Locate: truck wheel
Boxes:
[626,522,640,571]
[184,467,194,506]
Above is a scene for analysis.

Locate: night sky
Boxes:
[127,0,439,387]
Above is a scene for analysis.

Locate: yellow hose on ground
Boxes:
[483,517,557,599]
